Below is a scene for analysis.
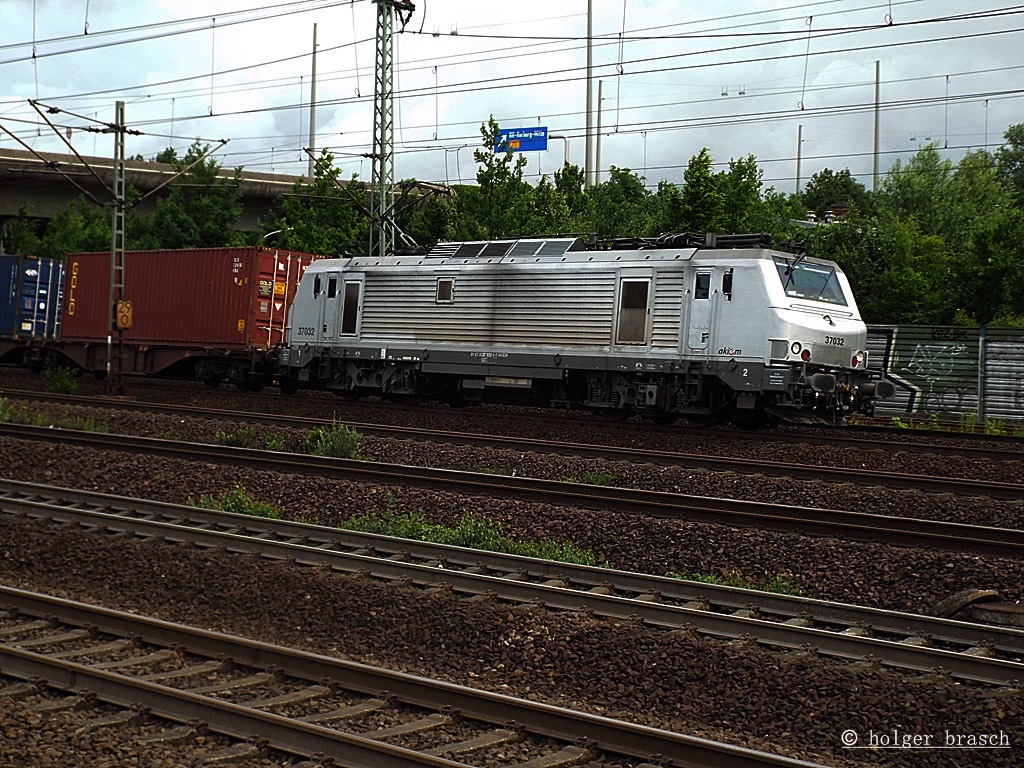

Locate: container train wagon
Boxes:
[0,247,321,390]
[0,255,64,364]
[280,234,896,424]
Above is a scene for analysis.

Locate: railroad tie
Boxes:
[13,628,91,648]
[201,743,262,765]
[243,684,332,709]
[136,725,200,747]
[298,696,391,724]
[139,659,225,682]
[75,710,141,736]
[51,639,132,659]
[509,745,595,767]
[362,712,452,739]
[94,649,175,669]
[0,619,49,637]
[32,694,94,713]
[189,671,274,695]
[0,681,40,700]
[425,727,522,756]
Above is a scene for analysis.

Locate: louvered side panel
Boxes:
[651,272,683,350]
[359,267,615,347]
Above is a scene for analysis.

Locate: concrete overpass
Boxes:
[0,147,306,235]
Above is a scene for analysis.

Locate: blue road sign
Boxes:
[495,126,548,153]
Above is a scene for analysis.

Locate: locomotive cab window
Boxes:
[436,277,455,304]
[773,255,847,306]
[340,281,361,335]
[694,272,711,300]
[327,276,338,299]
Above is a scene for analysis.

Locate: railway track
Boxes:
[4,422,1024,558]
[5,479,1024,686]
[3,389,1024,498]
[0,586,827,768]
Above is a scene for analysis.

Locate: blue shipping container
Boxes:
[0,255,64,341]
[0,256,18,337]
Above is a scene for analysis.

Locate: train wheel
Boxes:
[279,377,300,395]
[599,408,630,421]
[203,373,223,390]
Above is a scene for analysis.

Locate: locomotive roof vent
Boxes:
[428,237,583,260]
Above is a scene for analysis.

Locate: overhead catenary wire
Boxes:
[2,1,1020,187]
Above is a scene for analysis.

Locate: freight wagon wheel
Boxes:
[238,373,265,393]
[279,377,300,395]
[203,373,223,390]
[599,408,630,422]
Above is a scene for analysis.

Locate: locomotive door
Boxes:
[615,278,651,345]
[316,272,341,343]
[686,269,713,351]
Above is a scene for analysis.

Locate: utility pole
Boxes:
[307,23,318,179]
[584,0,594,188]
[872,60,880,192]
[795,124,803,195]
[106,100,127,396]
[595,80,603,185]
[370,0,414,259]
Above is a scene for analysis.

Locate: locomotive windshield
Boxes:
[773,256,847,306]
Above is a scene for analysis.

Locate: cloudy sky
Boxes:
[1,0,1021,198]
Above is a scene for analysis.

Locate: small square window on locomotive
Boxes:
[436,277,455,303]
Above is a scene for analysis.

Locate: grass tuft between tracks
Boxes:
[0,397,107,432]
[342,509,601,567]
[191,487,282,519]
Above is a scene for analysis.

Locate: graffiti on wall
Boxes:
[885,327,979,414]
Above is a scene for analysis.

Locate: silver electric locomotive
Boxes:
[279,233,895,424]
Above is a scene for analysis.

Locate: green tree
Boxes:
[802,168,872,220]
[1,207,44,255]
[522,175,576,235]
[807,216,950,324]
[128,140,244,249]
[995,123,1024,209]
[585,166,651,239]
[875,145,952,235]
[554,162,587,222]
[651,180,683,234]
[259,150,369,255]
[957,207,1024,325]
[743,188,807,240]
[679,148,722,233]
[37,197,111,258]
[717,154,763,234]
[472,116,530,238]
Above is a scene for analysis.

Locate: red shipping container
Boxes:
[59,247,321,377]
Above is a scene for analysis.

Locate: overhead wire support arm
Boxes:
[130,138,229,209]
[29,99,128,203]
[0,120,105,206]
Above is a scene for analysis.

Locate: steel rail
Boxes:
[3,388,1023,493]
[4,423,1024,557]
[5,483,1023,685]
[0,586,826,768]
[0,646,466,768]
[4,479,1021,657]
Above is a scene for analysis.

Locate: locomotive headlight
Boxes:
[790,341,802,355]
[851,351,866,368]
[800,349,811,362]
